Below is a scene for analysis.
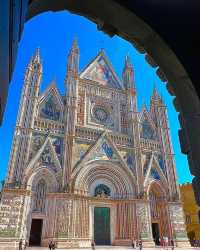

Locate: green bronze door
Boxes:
[94,207,111,245]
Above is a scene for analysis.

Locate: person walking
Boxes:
[49,240,53,250]
[24,240,28,250]
[52,241,56,250]
[139,239,142,250]
[132,238,135,249]
[171,239,174,250]
[19,239,23,250]
[165,236,169,250]
[91,240,95,250]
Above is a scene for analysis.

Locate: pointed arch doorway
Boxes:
[94,207,111,245]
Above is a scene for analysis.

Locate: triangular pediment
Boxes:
[72,131,136,184]
[80,50,122,89]
[73,131,127,169]
[38,81,64,122]
[139,106,157,140]
[26,136,62,176]
[144,154,168,187]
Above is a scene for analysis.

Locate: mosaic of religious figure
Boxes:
[40,95,60,121]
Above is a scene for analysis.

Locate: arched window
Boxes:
[34,179,47,212]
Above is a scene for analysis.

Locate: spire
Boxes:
[33,47,41,64]
[27,48,42,74]
[67,38,80,75]
[71,37,79,54]
[141,98,148,110]
[125,54,132,68]
[152,85,159,100]
[150,85,163,107]
[122,55,135,90]
[29,47,41,66]
[25,48,42,86]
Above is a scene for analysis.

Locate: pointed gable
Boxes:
[80,50,122,89]
[27,136,62,174]
[144,154,168,187]
[72,131,136,185]
[74,132,128,169]
[139,106,157,140]
[38,81,64,122]
[87,136,118,162]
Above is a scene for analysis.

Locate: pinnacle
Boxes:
[151,85,160,100]
[33,47,41,64]
[125,54,132,68]
[71,37,79,52]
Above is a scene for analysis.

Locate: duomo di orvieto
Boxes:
[0,39,189,248]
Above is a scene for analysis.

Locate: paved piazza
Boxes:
[26,247,195,250]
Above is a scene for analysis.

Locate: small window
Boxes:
[185,215,191,224]
[198,210,200,224]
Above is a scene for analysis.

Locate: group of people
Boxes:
[192,239,200,247]
[18,237,177,249]
[131,239,143,250]
[158,236,175,249]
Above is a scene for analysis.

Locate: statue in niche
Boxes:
[41,146,53,164]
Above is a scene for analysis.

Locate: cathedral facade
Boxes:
[0,40,189,248]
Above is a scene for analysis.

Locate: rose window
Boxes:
[93,106,109,123]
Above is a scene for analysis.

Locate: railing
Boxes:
[34,119,64,134]
[75,126,133,146]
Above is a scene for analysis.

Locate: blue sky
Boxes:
[0,11,192,184]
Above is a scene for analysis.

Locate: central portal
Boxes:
[94,207,111,245]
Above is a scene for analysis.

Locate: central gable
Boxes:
[80,50,122,89]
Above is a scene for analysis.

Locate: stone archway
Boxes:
[73,160,136,197]
[147,181,171,244]
[1,0,200,202]
[73,160,136,245]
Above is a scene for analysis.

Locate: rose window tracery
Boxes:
[93,106,109,124]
